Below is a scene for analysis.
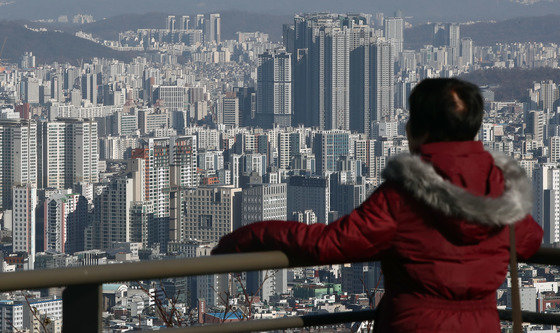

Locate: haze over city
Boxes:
[0,0,558,331]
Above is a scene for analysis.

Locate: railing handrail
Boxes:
[2,247,558,332]
[0,251,291,292]
[0,247,558,292]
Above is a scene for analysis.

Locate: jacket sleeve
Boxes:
[514,215,543,260]
[212,183,399,265]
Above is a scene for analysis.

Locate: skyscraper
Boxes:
[371,40,395,123]
[167,15,176,32]
[541,81,558,112]
[533,164,560,244]
[93,176,134,250]
[38,119,99,188]
[72,120,99,184]
[195,14,205,30]
[179,15,190,31]
[217,94,239,127]
[22,77,40,104]
[256,50,292,128]
[44,192,80,253]
[132,136,198,243]
[460,37,474,67]
[291,14,394,133]
[384,17,404,58]
[0,120,37,210]
[205,14,221,44]
[12,184,37,268]
[434,23,461,65]
[349,27,372,134]
[292,14,350,130]
[233,87,256,127]
[81,73,97,105]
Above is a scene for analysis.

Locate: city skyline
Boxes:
[0,7,557,331]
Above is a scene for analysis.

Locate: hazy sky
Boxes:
[1,0,560,22]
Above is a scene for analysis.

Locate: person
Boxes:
[212,78,543,332]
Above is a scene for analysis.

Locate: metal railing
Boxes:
[0,248,559,332]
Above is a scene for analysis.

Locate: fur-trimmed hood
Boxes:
[382,152,532,227]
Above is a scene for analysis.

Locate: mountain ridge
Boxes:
[0,21,134,65]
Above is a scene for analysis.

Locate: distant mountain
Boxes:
[459,67,560,101]
[0,21,133,65]
[461,15,560,45]
[3,0,560,23]
[77,11,292,42]
[77,12,168,41]
[405,14,560,49]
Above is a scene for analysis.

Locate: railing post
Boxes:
[63,283,102,333]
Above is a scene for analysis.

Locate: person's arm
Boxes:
[514,215,543,260]
[212,183,399,265]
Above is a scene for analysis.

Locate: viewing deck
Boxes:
[1,248,559,332]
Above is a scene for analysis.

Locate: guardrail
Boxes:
[0,248,558,333]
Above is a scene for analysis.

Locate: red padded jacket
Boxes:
[212,141,543,332]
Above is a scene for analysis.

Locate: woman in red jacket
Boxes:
[212,78,543,332]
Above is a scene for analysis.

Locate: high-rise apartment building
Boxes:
[39,119,99,188]
[44,192,81,253]
[93,176,134,250]
[550,136,560,163]
[533,164,560,244]
[384,17,404,58]
[371,41,394,123]
[179,15,190,30]
[434,23,461,65]
[256,51,292,128]
[233,87,256,127]
[541,81,558,112]
[22,77,40,104]
[217,94,239,127]
[73,120,99,184]
[12,184,37,268]
[132,136,197,244]
[313,130,350,175]
[81,73,97,105]
[291,13,394,133]
[292,14,350,130]
[526,110,546,142]
[460,38,474,67]
[277,131,302,169]
[167,15,176,32]
[205,14,221,44]
[0,120,37,210]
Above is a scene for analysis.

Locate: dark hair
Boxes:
[408,78,483,142]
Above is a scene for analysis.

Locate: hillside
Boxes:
[4,0,560,23]
[459,67,560,101]
[405,14,560,49]
[0,21,133,65]
[78,11,292,42]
